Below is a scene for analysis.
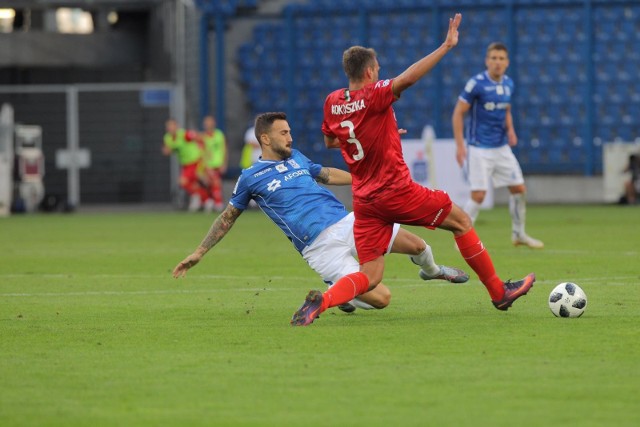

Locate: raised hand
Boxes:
[444,13,462,49]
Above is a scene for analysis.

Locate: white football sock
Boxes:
[410,242,441,276]
[463,199,482,224]
[351,298,375,310]
[509,193,526,237]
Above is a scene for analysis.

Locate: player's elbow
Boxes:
[324,136,339,149]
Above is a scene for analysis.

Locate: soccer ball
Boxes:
[548,282,588,318]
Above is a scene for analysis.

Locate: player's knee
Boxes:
[370,286,391,309]
[509,184,526,194]
[406,238,427,256]
[451,211,473,236]
[411,237,427,255]
[398,231,427,255]
[471,192,486,204]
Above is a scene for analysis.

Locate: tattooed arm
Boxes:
[315,167,352,186]
[172,204,243,278]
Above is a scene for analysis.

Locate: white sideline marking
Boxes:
[0,274,635,297]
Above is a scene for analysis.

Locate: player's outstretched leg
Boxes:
[419,265,469,283]
[291,290,324,326]
[409,242,469,284]
[492,273,536,311]
[292,272,371,325]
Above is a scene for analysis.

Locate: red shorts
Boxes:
[179,162,200,189]
[204,168,222,185]
[353,182,452,264]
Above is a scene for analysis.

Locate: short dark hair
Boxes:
[486,42,509,56]
[342,46,377,81]
[254,112,287,144]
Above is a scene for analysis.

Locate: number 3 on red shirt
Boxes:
[340,120,364,161]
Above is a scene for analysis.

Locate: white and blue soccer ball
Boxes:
[548,282,588,318]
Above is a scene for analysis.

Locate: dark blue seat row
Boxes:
[236,2,640,174]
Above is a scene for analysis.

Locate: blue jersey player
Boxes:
[452,42,543,249]
[172,112,468,317]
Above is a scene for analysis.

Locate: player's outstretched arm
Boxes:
[172,204,243,278]
[316,167,352,185]
[392,13,461,97]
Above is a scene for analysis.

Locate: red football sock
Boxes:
[320,272,370,312]
[455,229,504,301]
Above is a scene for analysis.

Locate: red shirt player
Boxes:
[291,14,535,326]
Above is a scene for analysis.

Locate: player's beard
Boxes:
[273,144,292,160]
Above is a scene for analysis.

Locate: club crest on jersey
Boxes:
[275,163,288,173]
[267,178,282,192]
[287,159,300,169]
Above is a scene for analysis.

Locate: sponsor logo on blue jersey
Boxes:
[459,71,514,148]
[229,149,348,252]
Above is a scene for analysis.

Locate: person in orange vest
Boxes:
[162,118,208,212]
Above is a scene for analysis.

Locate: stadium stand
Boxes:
[235,0,640,176]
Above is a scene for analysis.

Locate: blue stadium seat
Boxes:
[548,147,565,165]
[525,146,543,165]
[565,146,584,166]
[595,126,616,143]
[236,0,257,8]
[615,125,634,142]
[234,1,639,175]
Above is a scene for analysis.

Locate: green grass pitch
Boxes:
[1,205,639,426]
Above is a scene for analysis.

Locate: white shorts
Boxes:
[467,144,524,191]
[301,212,401,286]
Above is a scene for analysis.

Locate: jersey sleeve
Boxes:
[229,174,251,210]
[459,77,479,104]
[321,94,337,138]
[369,79,396,113]
[299,151,323,178]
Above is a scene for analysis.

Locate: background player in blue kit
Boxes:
[452,42,544,249]
[172,112,468,314]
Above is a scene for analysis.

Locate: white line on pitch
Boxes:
[0,278,633,297]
